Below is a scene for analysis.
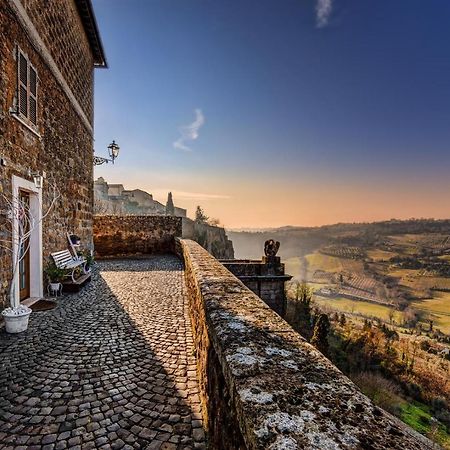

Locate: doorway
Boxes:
[19,190,31,301]
[12,175,43,305]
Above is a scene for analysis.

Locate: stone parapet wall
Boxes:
[93,215,182,258]
[177,238,434,449]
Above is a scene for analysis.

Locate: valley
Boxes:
[229,219,450,335]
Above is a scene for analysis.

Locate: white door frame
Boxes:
[12,175,43,305]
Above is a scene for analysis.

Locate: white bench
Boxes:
[51,249,86,283]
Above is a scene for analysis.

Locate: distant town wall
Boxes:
[182,218,234,259]
[93,215,182,258]
[176,238,433,449]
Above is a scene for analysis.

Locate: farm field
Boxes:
[388,269,450,294]
[411,292,450,334]
[245,226,450,337]
[305,252,363,278]
[367,249,396,261]
[312,288,450,333]
[321,245,364,259]
[344,274,380,293]
[306,253,342,273]
[313,295,404,323]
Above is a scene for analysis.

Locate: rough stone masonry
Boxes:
[0,0,104,309]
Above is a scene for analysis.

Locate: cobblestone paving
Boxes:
[0,256,205,450]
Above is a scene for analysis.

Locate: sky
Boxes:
[92,0,450,229]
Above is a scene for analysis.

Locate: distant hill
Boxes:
[228,219,450,259]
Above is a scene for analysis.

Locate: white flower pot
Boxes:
[50,282,62,292]
[2,306,32,333]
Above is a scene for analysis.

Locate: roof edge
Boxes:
[74,0,108,68]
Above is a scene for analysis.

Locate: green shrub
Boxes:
[353,372,402,415]
[44,262,65,283]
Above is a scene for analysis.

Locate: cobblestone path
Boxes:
[0,256,205,450]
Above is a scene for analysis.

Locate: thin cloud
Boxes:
[174,191,231,200]
[316,0,333,28]
[173,108,205,151]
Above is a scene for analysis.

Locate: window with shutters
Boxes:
[16,48,38,126]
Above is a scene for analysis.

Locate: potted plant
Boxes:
[44,262,65,295]
[2,304,32,334]
[69,234,81,246]
[78,249,94,273]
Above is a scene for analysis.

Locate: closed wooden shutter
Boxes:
[18,51,28,117]
[16,49,38,126]
[29,66,37,124]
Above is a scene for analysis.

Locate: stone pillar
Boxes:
[221,240,292,317]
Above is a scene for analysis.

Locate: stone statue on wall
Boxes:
[264,239,280,257]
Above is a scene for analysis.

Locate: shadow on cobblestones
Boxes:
[0,255,205,450]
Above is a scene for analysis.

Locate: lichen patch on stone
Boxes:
[266,346,292,357]
[305,381,333,391]
[269,436,298,450]
[226,346,268,374]
[239,387,274,404]
[227,320,248,333]
[306,432,342,449]
[280,359,299,370]
[256,411,315,439]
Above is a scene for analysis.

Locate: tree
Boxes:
[388,308,395,325]
[0,181,60,310]
[289,282,313,340]
[363,319,372,331]
[311,313,330,356]
[195,205,208,224]
[208,217,220,226]
[166,192,175,216]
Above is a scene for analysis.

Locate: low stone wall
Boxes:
[177,239,434,450]
[93,215,182,258]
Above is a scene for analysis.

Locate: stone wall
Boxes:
[177,239,434,449]
[182,218,234,259]
[93,215,182,258]
[21,0,95,121]
[0,1,97,309]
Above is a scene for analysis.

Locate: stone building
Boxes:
[0,0,106,309]
[94,177,187,217]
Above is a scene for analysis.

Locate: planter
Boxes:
[69,234,81,246]
[48,282,63,297]
[2,305,32,333]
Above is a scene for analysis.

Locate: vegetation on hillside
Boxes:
[286,282,450,448]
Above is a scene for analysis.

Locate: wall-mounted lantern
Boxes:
[94,140,120,166]
[33,173,44,189]
[27,169,44,189]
